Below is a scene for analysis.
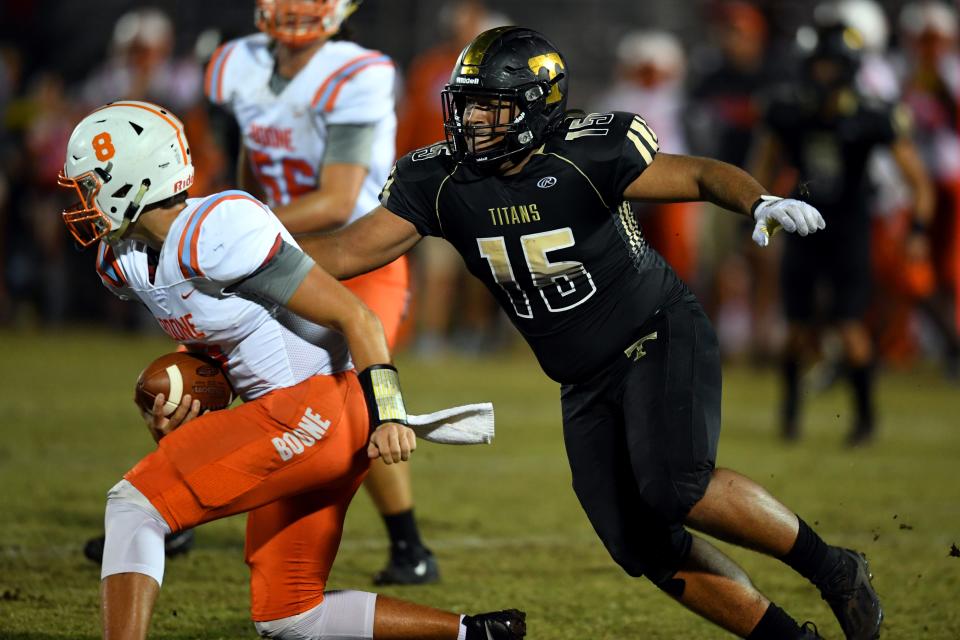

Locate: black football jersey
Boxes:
[763,88,905,227]
[380,112,686,384]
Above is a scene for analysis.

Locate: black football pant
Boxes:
[560,295,721,585]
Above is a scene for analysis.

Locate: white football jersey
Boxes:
[95,190,351,401]
[206,34,396,222]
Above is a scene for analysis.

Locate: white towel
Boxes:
[406,402,495,445]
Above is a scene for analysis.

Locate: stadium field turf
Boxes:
[1,330,958,639]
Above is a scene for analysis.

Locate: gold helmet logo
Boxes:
[527,53,564,104]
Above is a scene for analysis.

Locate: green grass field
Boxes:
[1,329,958,639]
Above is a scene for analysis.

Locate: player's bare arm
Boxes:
[236,146,268,202]
[273,162,368,234]
[891,138,934,224]
[285,264,416,463]
[286,264,392,371]
[627,152,824,247]
[625,152,766,216]
[891,136,935,260]
[298,205,422,279]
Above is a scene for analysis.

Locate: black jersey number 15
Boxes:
[477,227,597,319]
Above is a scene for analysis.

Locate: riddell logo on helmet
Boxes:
[455,76,480,85]
[173,174,194,194]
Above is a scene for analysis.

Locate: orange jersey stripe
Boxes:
[322,60,394,113]
[204,43,229,99]
[205,42,236,103]
[178,192,266,279]
[310,52,383,110]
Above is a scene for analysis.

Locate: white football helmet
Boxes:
[58,101,194,247]
[815,0,890,52]
[255,0,362,46]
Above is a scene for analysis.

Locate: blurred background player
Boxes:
[396,0,508,357]
[58,99,526,640]
[751,23,934,445]
[895,0,960,378]
[687,1,781,362]
[593,30,699,287]
[205,0,437,584]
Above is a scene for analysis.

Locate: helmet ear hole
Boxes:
[112,184,132,199]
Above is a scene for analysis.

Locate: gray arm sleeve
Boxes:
[229,241,315,305]
[322,123,378,167]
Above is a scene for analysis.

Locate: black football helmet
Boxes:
[441,26,568,167]
[803,24,864,90]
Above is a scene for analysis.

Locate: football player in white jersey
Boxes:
[205,0,435,585]
[59,101,526,640]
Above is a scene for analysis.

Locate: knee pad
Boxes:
[637,475,708,526]
[642,524,694,591]
[255,590,377,639]
[606,522,693,585]
[101,479,171,586]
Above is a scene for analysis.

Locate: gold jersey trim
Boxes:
[544,152,608,209]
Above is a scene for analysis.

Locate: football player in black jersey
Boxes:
[752,24,934,446]
[300,27,881,640]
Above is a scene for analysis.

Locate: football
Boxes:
[134,352,234,417]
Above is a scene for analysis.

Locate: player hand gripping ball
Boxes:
[135,352,234,442]
[751,195,826,247]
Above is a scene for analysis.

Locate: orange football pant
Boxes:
[124,371,370,621]
[343,256,409,350]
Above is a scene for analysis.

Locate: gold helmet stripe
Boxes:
[459,26,515,75]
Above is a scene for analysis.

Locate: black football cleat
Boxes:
[372,546,439,586]
[819,549,883,639]
[799,621,824,639]
[83,528,196,564]
[463,609,526,640]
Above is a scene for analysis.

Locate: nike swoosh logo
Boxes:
[180,289,195,300]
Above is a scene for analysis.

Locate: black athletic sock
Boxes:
[847,364,874,432]
[747,603,803,639]
[782,517,843,586]
[782,358,801,437]
[382,509,426,556]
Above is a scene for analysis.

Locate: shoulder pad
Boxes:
[205,34,268,104]
[550,111,658,162]
[396,141,456,180]
[176,190,275,282]
[95,241,128,289]
[311,48,395,121]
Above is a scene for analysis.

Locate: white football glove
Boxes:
[751,195,826,247]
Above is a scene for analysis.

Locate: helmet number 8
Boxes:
[92,132,116,162]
